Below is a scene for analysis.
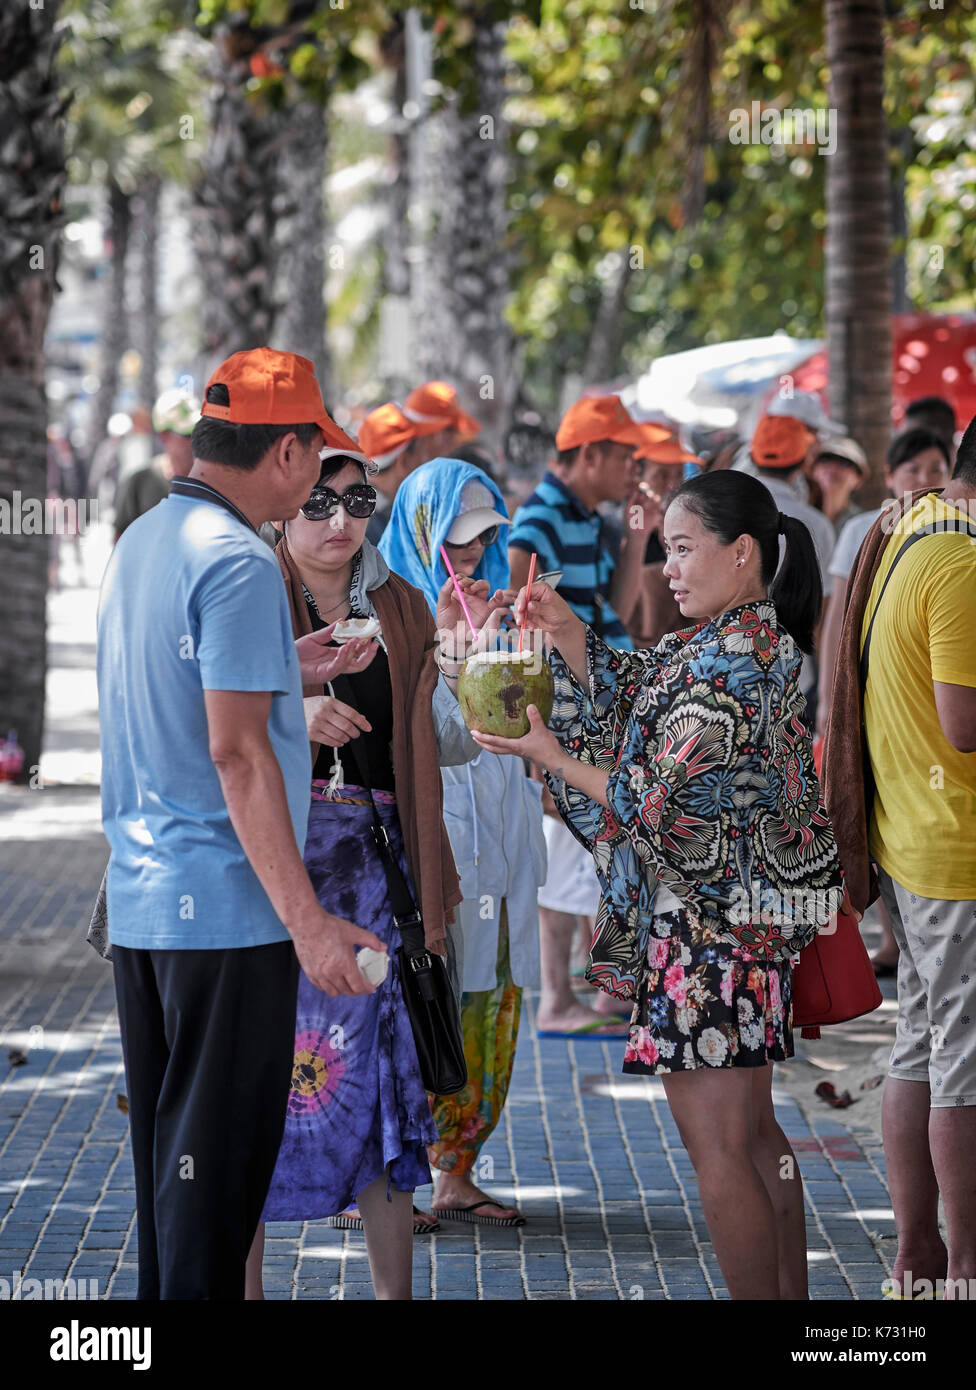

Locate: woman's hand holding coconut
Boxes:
[468,579,612,809]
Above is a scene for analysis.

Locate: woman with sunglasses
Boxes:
[380,457,549,1228]
[248,448,507,1300]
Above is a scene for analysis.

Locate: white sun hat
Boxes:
[445,477,510,545]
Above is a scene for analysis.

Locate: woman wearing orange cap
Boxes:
[380,456,548,1228]
[473,469,853,1300]
[247,447,507,1299]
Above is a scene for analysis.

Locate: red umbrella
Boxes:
[776,312,976,432]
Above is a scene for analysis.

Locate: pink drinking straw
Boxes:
[518,551,538,654]
[439,543,478,639]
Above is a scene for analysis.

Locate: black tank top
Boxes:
[307,600,396,792]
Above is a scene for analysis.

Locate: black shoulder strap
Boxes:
[859,515,976,690]
[329,671,424,950]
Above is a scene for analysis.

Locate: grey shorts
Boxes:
[877,866,976,1107]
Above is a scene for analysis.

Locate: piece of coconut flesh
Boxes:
[464,649,538,669]
[332,616,381,643]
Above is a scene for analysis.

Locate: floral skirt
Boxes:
[622,906,795,1074]
[428,900,522,1176]
[260,787,437,1222]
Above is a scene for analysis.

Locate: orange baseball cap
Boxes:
[555,395,668,452]
[357,402,417,470]
[634,429,701,465]
[402,381,481,440]
[201,348,358,453]
[750,414,816,469]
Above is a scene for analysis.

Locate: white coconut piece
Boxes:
[331,616,381,643]
[356,946,389,987]
[464,648,539,671]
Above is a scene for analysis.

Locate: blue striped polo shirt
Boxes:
[509,471,633,650]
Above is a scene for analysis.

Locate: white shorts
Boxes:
[537,817,602,917]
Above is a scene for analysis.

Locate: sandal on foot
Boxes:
[331,1206,440,1235]
[412,1205,440,1235]
[436,1199,525,1227]
[329,1210,363,1230]
[537,1017,630,1039]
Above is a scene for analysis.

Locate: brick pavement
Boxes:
[0,796,897,1301]
[0,565,899,1301]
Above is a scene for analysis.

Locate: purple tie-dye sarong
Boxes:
[261,786,436,1221]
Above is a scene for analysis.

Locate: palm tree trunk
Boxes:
[583,246,633,386]
[192,27,281,378]
[0,0,67,782]
[889,126,912,315]
[378,16,412,399]
[87,178,132,456]
[135,175,161,412]
[430,8,513,457]
[273,97,330,399]
[825,0,892,507]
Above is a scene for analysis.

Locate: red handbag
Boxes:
[791,905,883,1039]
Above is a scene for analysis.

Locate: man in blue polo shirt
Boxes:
[97,348,385,1299]
[507,394,662,1036]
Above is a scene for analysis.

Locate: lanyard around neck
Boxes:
[170,476,257,534]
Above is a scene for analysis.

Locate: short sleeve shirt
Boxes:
[97,487,312,948]
[829,507,882,582]
[862,494,976,898]
[508,471,633,650]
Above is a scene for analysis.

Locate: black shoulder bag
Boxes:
[330,672,467,1097]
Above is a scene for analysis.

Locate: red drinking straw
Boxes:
[518,551,538,654]
[439,543,478,639]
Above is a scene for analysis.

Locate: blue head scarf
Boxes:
[378,456,510,617]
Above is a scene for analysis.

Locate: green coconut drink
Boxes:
[456,648,555,738]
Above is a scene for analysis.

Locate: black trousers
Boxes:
[112,941,299,1300]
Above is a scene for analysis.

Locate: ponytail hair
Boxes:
[770,513,822,654]
[668,470,823,654]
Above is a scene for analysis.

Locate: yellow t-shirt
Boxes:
[861,494,976,898]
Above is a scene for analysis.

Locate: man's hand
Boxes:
[292,907,387,996]
[295,628,378,684]
[304,695,372,746]
[624,481,663,539]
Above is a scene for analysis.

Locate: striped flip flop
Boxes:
[435,1200,526,1228]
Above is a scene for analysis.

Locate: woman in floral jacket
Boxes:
[472,469,853,1301]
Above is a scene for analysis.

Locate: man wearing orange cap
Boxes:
[628,426,702,648]
[358,387,482,546]
[402,379,481,458]
[97,347,386,1299]
[508,394,663,1037]
[358,401,421,545]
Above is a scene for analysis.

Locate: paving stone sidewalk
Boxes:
[0,564,898,1301]
[0,794,897,1301]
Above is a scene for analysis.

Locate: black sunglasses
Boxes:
[301,484,377,521]
[444,525,499,549]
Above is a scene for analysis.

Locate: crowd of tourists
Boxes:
[95,347,975,1301]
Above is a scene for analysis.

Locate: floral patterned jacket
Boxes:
[544,601,845,1000]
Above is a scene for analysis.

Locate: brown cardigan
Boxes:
[821,487,942,913]
[276,538,462,953]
